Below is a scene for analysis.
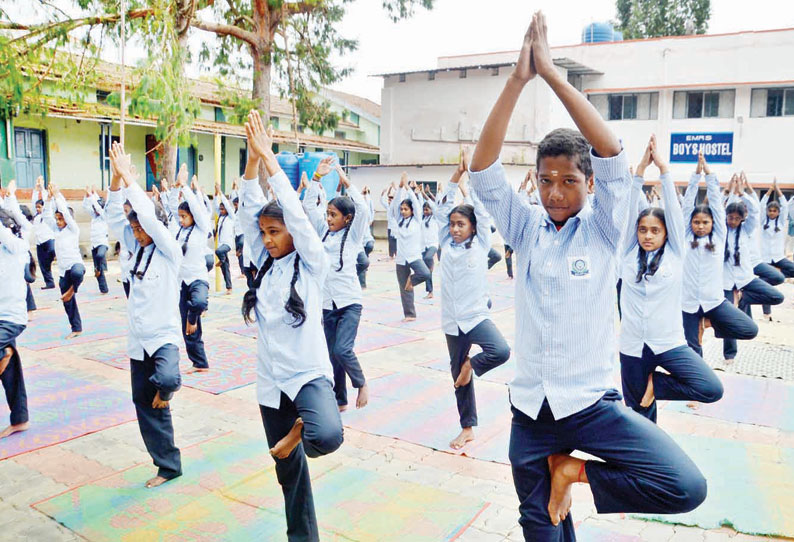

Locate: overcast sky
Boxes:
[329,0,794,102]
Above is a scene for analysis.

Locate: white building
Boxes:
[353,27,794,196]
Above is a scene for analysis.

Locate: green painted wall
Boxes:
[0,117,15,184]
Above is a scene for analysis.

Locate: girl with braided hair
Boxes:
[722,174,783,359]
[239,111,342,542]
[758,179,794,320]
[681,153,759,360]
[302,157,370,412]
[435,149,510,450]
[0,180,32,440]
[108,142,183,489]
[618,136,722,423]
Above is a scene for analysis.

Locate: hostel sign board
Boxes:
[670,132,733,164]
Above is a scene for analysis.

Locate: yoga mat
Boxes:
[342,372,511,463]
[419,356,515,385]
[221,321,423,355]
[80,334,256,395]
[0,365,135,460]
[17,308,128,351]
[34,433,489,542]
[664,373,794,432]
[634,434,794,537]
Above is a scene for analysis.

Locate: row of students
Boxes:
[81,186,110,295]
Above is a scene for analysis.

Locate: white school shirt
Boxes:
[230,190,244,238]
[436,184,492,336]
[472,151,631,421]
[723,192,760,291]
[173,187,211,286]
[105,189,135,282]
[681,173,727,314]
[759,194,789,263]
[214,194,236,250]
[0,195,32,326]
[391,188,424,264]
[361,195,375,247]
[381,192,397,232]
[50,194,83,277]
[619,173,687,357]
[117,182,183,359]
[420,196,440,250]
[81,194,109,248]
[238,171,333,409]
[30,191,55,245]
[304,182,369,310]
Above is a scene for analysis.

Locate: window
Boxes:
[398,74,406,83]
[491,67,499,77]
[270,116,280,129]
[589,93,658,121]
[98,133,119,170]
[751,88,794,117]
[297,125,305,133]
[239,147,247,176]
[673,90,735,119]
[349,112,360,125]
[214,107,226,122]
[334,131,346,140]
[459,69,467,79]
[96,90,110,104]
[428,72,435,81]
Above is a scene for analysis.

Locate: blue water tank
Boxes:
[582,22,623,43]
[276,152,300,189]
[299,151,340,200]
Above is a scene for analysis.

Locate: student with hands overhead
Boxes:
[108,141,183,489]
[468,11,707,539]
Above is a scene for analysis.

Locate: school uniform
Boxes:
[49,194,85,333]
[681,174,758,358]
[105,199,135,298]
[760,195,794,278]
[722,192,783,358]
[24,253,36,312]
[473,151,706,539]
[30,190,56,288]
[356,195,376,288]
[619,174,722,423]
[173,187,210,369]
[420,195,440,294]
[436,183,510,428]
[239,170,343,542]
[390,188,431,318]
[304,181,370,407]
[82,194,109,294]
[230,190,247,276]
[108,184,183,481]
[381,192,398,257]
[214,194,236,290]
[0,195,31,429]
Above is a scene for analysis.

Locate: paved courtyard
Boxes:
[1,242,792,541]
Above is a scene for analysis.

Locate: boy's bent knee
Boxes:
[304,427,344,458]
[669,470,707,513]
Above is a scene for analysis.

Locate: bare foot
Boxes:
[0,421,29,439]
[401,316,416,323]
[724,357,735,366]
[0,346,13,376]
[686,401,700,410]
[405,277,414,292]
[270,418,303,459]
[61,286,75,303]
[226,289,232,296]
[95,269,101,278]
[639,373,655,408]
[454,357,473,389]
[547,454,582,526]
[145,475,171,488]
[450,427,475,450]
[424,292,433,299]
[152,391,170,409]
[338,404,348,413]
[65,331,82,340]
[356,384,369,409]
[185,367,209,374]
[214,261,222,268]
[764,314,773,322]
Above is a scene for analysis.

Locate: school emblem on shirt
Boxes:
[568,256,591,279]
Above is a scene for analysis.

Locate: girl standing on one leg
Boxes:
[619,136,723,423]
[419,185,440,299]
[0,180,32,439]
[108,143,183,489]
[436,150,510,450]
[107,196,135,299]
[356,186,375,289]
[380,186,397,259]
[30,176,56,290]
[722,175,783,360]
[230,180,248,278]
[44,184,85,339]
[303,157,370,412]
[681,153,759,359]
[759,179,793,319]
[82,186,110,295]
[240,111,343,542]
[171,165,211,373]
[213,184,236,294]
[390,174,431,321]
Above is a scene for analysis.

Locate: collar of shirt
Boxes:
[540,202,590,231]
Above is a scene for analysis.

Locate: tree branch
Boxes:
[190,17,257,47]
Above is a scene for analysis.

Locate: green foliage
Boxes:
[616,0,710,39]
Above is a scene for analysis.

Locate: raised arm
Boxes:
[1,183,31,242]
[53,189,79,234]
[339,168,370,244]
[649,137,684,255]
[180,185,211,233]
[741,187,761,235]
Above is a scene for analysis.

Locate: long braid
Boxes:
[775,216,780,233]
[285,254,306,327]
[336,223,351,272]
[705,231,716,252]
[177,225,194,256]
[635,246,648,283]
[733,223,742,266]
[242,255,274,324]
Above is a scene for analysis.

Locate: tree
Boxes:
[616,0,710,39]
